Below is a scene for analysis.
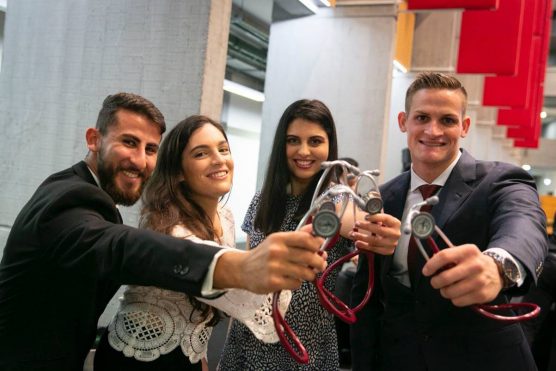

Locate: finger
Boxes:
[279,229,324,253]
[266,276,304,292]
[355,220,400,240]
[364,213,400,227]
[284,246,327,273]
[422,248,463,277]
[280,261,318,283]
[354,240,395,255]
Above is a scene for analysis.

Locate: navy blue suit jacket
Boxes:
[0,161,222,370]
[351,150,548,371]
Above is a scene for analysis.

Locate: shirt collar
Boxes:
[86,165,101,187]
[410,150,462,192]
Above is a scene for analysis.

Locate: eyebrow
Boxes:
[190,140,229,153]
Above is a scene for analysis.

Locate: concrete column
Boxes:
[257,4,397,185]
[0,0,231,251]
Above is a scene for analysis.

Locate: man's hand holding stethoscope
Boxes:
[423,243,506,307]
[404,196,540,322]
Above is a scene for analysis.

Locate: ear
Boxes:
[460,115,471,138]
[85,128,101,152]
[398,112,408,133]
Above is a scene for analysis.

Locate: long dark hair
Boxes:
[141,115,229,326]
[254,99,338,235]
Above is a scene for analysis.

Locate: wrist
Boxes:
[482,250,520,290]
[213,250,245,290]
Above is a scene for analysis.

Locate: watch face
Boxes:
[313,210,340,238]
[411,212,435,239]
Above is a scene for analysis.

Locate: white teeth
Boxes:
[209,171,227,179]
[122,170,139,178]
[296,160,312,167]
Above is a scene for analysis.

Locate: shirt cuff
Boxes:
[484,247,527,287]
[200,248,238,298]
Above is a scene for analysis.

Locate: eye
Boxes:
[415,115,428,122]
[146,145,158,156]
[286,137,300,144]
[193,150,208,158]
[441,117,457,125]
[219,146,230,155]
[309,137,325,146]
[123,138,137,147]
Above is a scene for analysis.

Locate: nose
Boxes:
[298,142,311,156]
[424,120,443,136]
[211,151,225,165]
[129,147,148,171]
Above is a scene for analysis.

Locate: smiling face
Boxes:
[181,123,233,206]
[87,109,161,205]
[285,118,329,195]
[399,88,470,182]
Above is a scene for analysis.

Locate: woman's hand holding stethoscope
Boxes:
[403,196,540,323]
[272,160,384,364]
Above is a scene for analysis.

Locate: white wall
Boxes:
[222,92,262,245]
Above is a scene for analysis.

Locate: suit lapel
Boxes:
[413,150,476,287]
[433,150,476,231]
[73,161,123,224]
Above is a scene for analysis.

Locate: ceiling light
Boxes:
[223,80,265,102]
[393,60,407,74]
[540,111,547,119]
[298,0,319,13]
[521,164,531,171]
[544,178,552,186]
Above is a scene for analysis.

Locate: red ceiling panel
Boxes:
[483,38,541,108]
[407,0,499,9]
[457,0,524,75]
[482,1,540,107]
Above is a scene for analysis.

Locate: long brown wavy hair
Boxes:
[140,115,230,326]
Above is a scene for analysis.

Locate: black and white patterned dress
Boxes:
[219,193,353,371]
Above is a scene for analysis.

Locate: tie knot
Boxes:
[418,184,441,200]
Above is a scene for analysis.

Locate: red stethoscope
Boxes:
[404,196,540,322]
[272,160,382,364]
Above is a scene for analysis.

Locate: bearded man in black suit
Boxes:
[0,93,326,371]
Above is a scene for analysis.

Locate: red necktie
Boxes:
[407,184,441,286]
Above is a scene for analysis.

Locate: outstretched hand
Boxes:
[422,244,503,307]
[349,213,401,255]
[214,227,326,294]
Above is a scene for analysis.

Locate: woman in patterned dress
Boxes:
[219,100,400,370]
[94,115,282,370]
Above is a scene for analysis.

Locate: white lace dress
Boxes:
[105,205,291,364]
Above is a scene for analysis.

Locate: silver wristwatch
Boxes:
[483,250,520,289]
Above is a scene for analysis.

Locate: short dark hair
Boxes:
[405,72,468,115]
[96,92,166,135]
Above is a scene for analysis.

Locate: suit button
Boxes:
[173,264,190,276]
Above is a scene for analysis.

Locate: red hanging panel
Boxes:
[456,0,524,75]
[482,0,540,107]
[407,0,499,9]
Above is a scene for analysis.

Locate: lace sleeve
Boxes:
[171,218,291,344]
[198,289,291,344]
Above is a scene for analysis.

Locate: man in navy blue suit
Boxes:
[351,72,548,371]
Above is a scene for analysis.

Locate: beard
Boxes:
[96,148,147,206]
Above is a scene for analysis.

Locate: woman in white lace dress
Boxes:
[94,115,286,371]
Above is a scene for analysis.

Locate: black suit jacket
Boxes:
[351,150,548,371]
[0,161,222,370]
